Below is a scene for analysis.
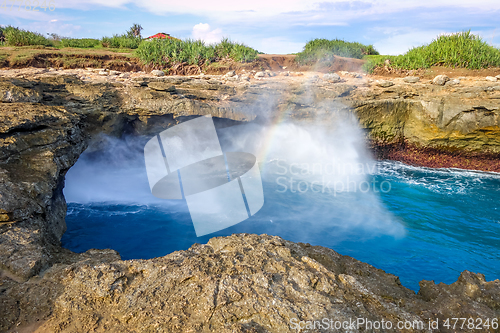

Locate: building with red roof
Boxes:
[145,33,179,40]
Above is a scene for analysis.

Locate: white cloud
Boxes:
[258,37,305,54]
[192,23,223,44]
[27,20,82,38]
[373,30,444,55]
[51,0,500,22]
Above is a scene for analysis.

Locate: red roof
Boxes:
[146,33,178,40]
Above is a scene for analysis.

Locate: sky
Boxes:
[1,0,500,55]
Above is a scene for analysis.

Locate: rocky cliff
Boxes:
[0,68,499,332]
[2,234,499,332]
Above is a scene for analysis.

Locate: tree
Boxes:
[127,24,143,39]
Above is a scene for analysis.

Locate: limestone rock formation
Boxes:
[2,234,499,333]
[0,70,499,332]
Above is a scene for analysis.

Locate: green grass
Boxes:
[135,37,258,68]
[101,35,142,49]
[364,31,500,72]
[60,38,100,48]
[1,26,53,47]
[295,38,379,64]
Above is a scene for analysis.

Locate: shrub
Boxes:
[295,38,379,64]
[60,38,100,48]
[135,38,258,68]
[364,31,500,72]
[2,26,53,47]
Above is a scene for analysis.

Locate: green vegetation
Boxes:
[0,27,5,45]
[100,35,142,49]
[60,38,100,48]
[0,46,136,68]
[136,37,258,68]
[126,24,143,39]
[364,31,500,72]
[0,24,143,50]
[0,24,259,69]
[295,38,379,64]
[1,26,53,47]
[100,23,143,49]
[214,38,259,62]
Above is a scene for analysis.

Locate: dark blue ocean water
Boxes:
[62,155,500,291]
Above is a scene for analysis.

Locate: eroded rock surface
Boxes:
[2,234,499,333]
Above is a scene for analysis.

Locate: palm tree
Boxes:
[128,24,143,39]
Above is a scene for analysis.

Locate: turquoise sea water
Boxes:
[62,153,500,291]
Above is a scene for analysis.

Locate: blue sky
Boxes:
[1,0,499,55]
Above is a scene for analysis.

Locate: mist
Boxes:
[64,99,405,243]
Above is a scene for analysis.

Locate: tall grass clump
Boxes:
[101,35,142,49]
[215,38,259,62]
[136,38,258,68]
[60,38,100,48]
[365,31,500,72]
[2,26,53,47]
[295,38,379,64]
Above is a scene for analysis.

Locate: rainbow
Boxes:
[256,107,293,172]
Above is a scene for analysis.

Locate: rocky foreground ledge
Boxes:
[1,234,499,333]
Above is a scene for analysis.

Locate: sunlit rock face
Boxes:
[2,234,500,333]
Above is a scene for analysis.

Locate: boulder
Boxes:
[151,70,165,77]
[225,70,236,77]
[403,76,420,83]
[432,75,450,85]
[254,71,266,78]
[486,76,498,82]
[375,80,394,88]
[445,79,460,86]
[322,73,341,82]
[226,75,239,81]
